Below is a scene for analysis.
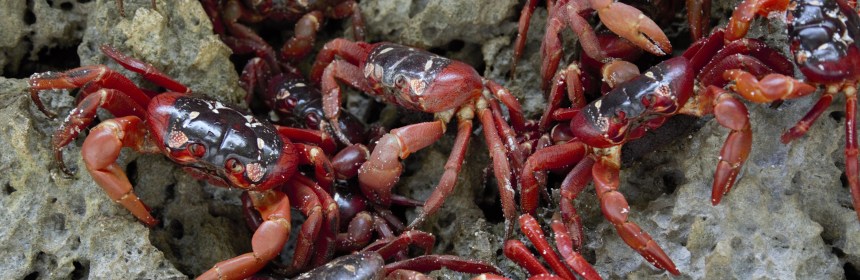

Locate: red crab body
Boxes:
[569,57,695,148]
[146,93,298,191]
[360,43,483,113]
[29,45,344,279]
[311,39,528,236]
[725,0,860,220]
[516,28,808,275]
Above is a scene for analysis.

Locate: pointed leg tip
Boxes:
[406,213,426,231]
[710,197,722,206]
[667,266,681,275]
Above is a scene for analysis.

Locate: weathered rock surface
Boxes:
[360,0,519,48]
[0,77,186,279]
[1,0,859,279]
[1,0,248,279]
[0,0,92,76]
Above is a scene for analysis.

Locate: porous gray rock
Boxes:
[0,77,186,279]
[78,0,244,105]
[360,0,519,48]
[0,0,250,279]
[0,0,92,76]
[472,2,860,279]
[3,0,860,279]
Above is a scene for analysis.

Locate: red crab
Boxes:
[241,144,426,274]
[309,39,529,236]
[286,230,502,279]
[240,57,370,147]
[517,28,804,274]
[201,0,365,64]
[510,0,673,89]
[28,45,341,280]
[722,0,860,220]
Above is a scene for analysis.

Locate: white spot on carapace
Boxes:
[294,83,306,87]
[644,71,655,79]
[344,264,356,273]
[409,79,426,95]
[379,47,393,54]
[257,138,264,148]
[594,99,603,109]
[188,111,200,120]
[246,162,265,182]
[276,88,291,100]
[363,63,374,78]
[167,130,188,149]
[424,59,433,71]
[373,64,384,80]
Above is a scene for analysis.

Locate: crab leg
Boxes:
[198,189,292,280]
[292,143,336,193]
[723,71,818,138]
[28,65,150,118]
[724,70,818,103]
[520,142,588,215]
[358,119,445,206]
[288,177,337,269]
[364,230,436,259]
[336,211,375,252]
[224,36,281,77]
[511,0,539,77]
[277,177,324,274]
[311,38,371,84]
[708,87,754,205]
[473,273,512,280]
[687,0,711,40]
[280,11,324,61]
[540,0,601,90]
[328,0,366,41]
[100,45,189,93]
[384,255,502,276]
[317,59,374,144]
[406,106,473,230]
[277,126,338,156]
[592,153,678,274]
[845,86,860,221]
[725,0,791,41]
[558,156,596,251]
[485,79,527,133]
[550,214,601,280]
[504,239,551,277]
[519,214,577,280]
[81,116,158,226]
[781,92,835,143]
[477,98,518,237]
[43,89,147,175]
[540,64,585,132]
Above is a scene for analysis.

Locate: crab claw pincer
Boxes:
[592,0,672,56]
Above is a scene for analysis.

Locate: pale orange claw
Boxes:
[725,0,791,42]
[591,0,672,56]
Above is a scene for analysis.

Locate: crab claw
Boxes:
[591,0,672,56]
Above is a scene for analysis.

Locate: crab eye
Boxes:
[187,143,205,158]
[226,158,244,174]
[306,113,320,127]
[611,110,626,124]
[394,75,406,86]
